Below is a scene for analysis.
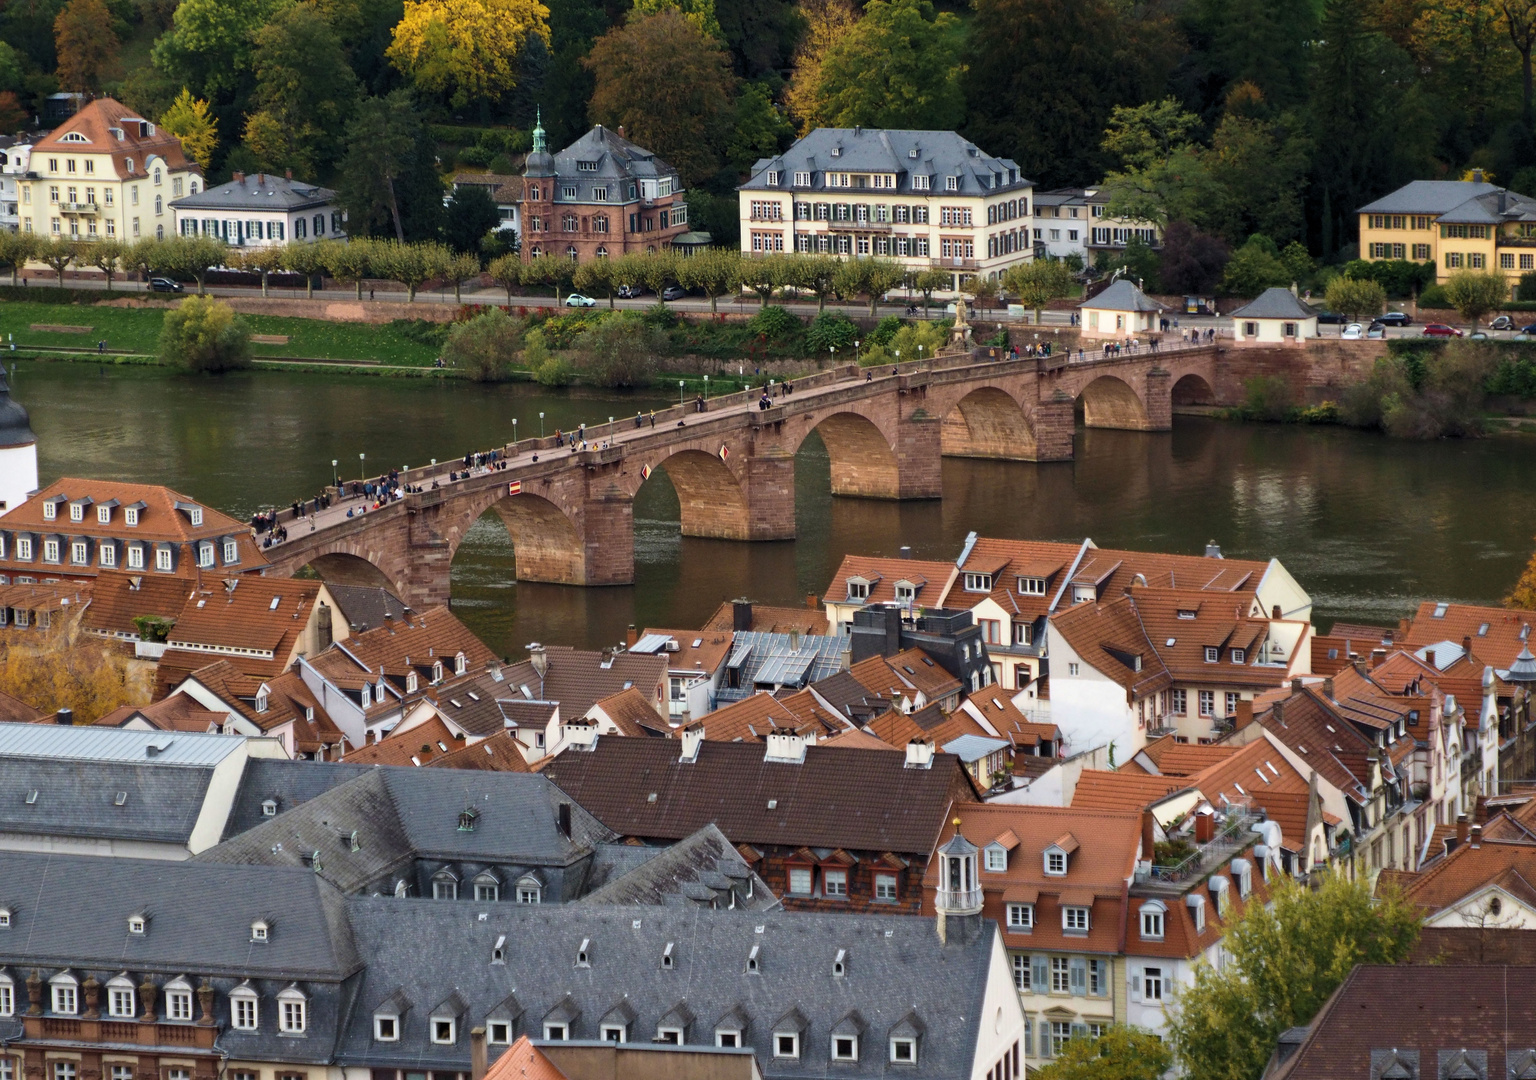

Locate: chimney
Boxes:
[1473,167,1485,183]
[1291,677,1303,694]
[764,729,808,764]
[732,599,753,632]
[556,802,571,838]
[900,545,912,559]
[626,624,639,648]
[562,721,598,751]
[1322,677,1334,700]
[233,171,245,185]
[1457,813,1470,847]
[617,125,625,139]
[1470,823,1482,849]
[904,738,934,769]
[470,1026,487,1080]
[1141,809,1156,860]
[806,592,818,609]
[365,730,376,746]
[1273,700,1286,726]
[1352,657,1368,676]
[678,724,704,763]
[1272,604,1282,620]
[1462,636,1472,655]
[1371,648,1387,669]
[284,168,293,180]
[1235,698,1253,730]
[1205,541,1222,558]
[54,708,73,725]
[789,628,801,653]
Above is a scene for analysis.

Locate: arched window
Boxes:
[105,974,135,1018]
[433,870,458,899]
[529,246,542,258]
[50,972,79,1015]
[562,213,577,231]
[595,246,608,258]
[230,982,259,1030]
[473,872,500,901]
[567,246,578,261]
[455,651,467,675]
[277,986,307,1034]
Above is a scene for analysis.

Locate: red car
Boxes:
[1421,324,1465,337]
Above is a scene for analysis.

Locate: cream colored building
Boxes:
[1228,287,1319,345]
[738,127,1034,293]
[1077,279,1166,338]
[1358,173,1536,295]
[17,96,200,245]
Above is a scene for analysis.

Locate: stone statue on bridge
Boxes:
[947,296,974,352]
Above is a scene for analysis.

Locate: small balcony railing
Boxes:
[937,886,983,911]
[60,201,98,214]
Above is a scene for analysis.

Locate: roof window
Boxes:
[1433,602,1448,617]
[576,938,590,967]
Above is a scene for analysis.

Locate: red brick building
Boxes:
[520,117,689,263]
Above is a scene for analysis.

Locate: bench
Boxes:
[251,334,290,345]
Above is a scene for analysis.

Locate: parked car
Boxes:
[1341,323,1364,339]
[1421,323,1464,337]
[1315,311,1348,324]
[564,293,597,308]
[1375,311,1412,327]
[1366,323,1386,339]
[617,284,645,299]
[148,277,183,293]
[661,285,687,301]
[1490,315,1516,331]
[1522,323,1536,335]
[1469,331,1491,340]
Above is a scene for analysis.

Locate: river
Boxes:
[16,359,1536,655]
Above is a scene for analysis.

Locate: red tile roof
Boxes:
[822,554,957,607]
[1392,836,1536,914]
[30,98,199,181]
[702,601,831,636]
[345,715,465,766]
[588,686,670,737]
[424,729,533,772]
[1401,601,1536,669]
[1072,769,1190,812]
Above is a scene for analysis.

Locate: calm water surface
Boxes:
[17,359,1536,654]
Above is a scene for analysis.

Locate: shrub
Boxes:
[805,311,858,354]
[456,145,492,167]
[538,310,604,349]
[867,314,903,349]
[746,304,800,340]
[442,307,524,382]
[158,295,252,372]
[1520,272,1536,302]
[1240,375,1295,422]
[1339,344,1495,437]
[1418,284,1450,308]
[1295,400,1340,424]
[576,313,665,387]
[524,328,573,386]
[985,327,1011,348]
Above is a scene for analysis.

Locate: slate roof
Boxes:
[1356,179,1501,214]
[335,898,999,1079]
[221,757,374,839]
[171,172,336,212]
[0,850,359,979]
[1080,279,1165,313]
[577,824,778,910]
[1267,964,1536,1080]
[325,584,408,633]
[0,757,216,845]
[195,767,614,894]
[1229,287,1318,320]
[741,126,1028,196]
[541,125,681,198]
[541,735,971,854]
[810,670,896,722]
[496,647,668,721]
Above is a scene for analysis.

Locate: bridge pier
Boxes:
[1033,394,1076,461]
[580,493,635,585]
[893,412,943,499]
[738,453,797,540]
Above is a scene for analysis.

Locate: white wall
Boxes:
[0,443,38,516]
[970,927,1031,1080]
[1044,628,1142,758]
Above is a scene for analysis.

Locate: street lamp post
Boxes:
[679,379,685,406]
[358,453,365,489]
[539,412,545,438]
[511,418,517,447]
[703,375,709,401]
[331,459,338,489]
[854,339,860,364]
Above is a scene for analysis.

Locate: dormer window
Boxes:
[1204,646,1219,662]
[406,672,418,693]
[833,1035,859,1061]
[1140,902,1166,939]
[230,984,258,1030]
[984,844,1007,872]
[68,503,82,522]
[165,979,193,1021]
[847,577,869,599]
[1044,848,1067,875]
[124,507,139,526]
[894,581,915,602]
[1231,648,1245,663]
[458,807,479,832]
[261,799,277,816]
[190,507,202,525]
[0,907,10,927]
[432,1018,456,1044]
[50,974,78,1015]
[455,651,467,675]
[278,986,307,1034]
[97,505,111,525]
[1018,576,1046,596]
[223,539,238,564]
[128,914,146,935]
[106,975,136,1019]
[41,500,55,520]
[198,541,214,568]
[432,661,444,684]
[432,872,458,900]
[964,572,992,592]
[946,176,959,191]
[1063,905,1090,932]
[374,1014,398,1041]
[1178,609,1197,620]
[1188,893,1206,933]
[891,1037,918,1064]
[1006,903,1033,930]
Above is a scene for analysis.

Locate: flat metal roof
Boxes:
[0,722,249,766]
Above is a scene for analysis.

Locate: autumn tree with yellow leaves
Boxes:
[159,89,219,172]
[386,0,550,108]
[0,629,144,724]
[1506,539,1536,609]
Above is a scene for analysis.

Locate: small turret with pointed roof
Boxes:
[1505,645,1536,684]
[0,368,38,514]
[524,106,553,178]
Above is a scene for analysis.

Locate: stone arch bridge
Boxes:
[265,347,1219,605]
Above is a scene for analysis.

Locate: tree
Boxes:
[1444,268,1510,325]
[576,312,664,386]
[279,241,328,299]
[0,232,37,287]
[1209,107,1313,245]
[785,0,859,134]
[1100,99,1230,233]
[83,239,125,291]
[525,327,573,385]
[675,247,741,313]
[789,254,839,311]
[159,90,219,173]
[35,237,76,287]
[798,0,964,131]
[53,0,118,94]
[962,0,1178,188]
[1501,0,1536,119]
[725,82,794,176]
[1220,234,1292,297]
[375,240,449,302]
[387,0,551,108]
[740,253,784,307]
[488,253,523,303]
[1032,1026,1172,1080]
[0,92,25,133]
[1505,536,1536,608]
[234,244,285,297]
[0,629,140,724]
[441,251,483,302]
[320,238,373,300]
[585,12,737,187]
[444,186,502,256]
[862,258,907,317]
[337,91,430,243]
[639,249,680,300]
[247,2,360,176]
[1168,873,1419,1080]
[572,257,617,306]
[630,0,722,39]
[153,235,228,294]
[1003,259,1073,325]
[151,0,281,106]
[610,252,648,301]
[522,252,574,301]
[911,266,951,315]
[1159,222,1231,295]
[159,294,252,372]
[442,307,524,380]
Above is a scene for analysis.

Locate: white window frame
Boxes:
[832,1035,859,1061]
[891,1036,917,1064]
[600,1024,628,1043]
[1143,966,1164,1002]
[0,979,12,1017]
[543,1022,569,1041]
[487,1021,511,1044]
[107,981,136,1019]
[1141,903,1165,939]
[1063,906,1090,932]
[874,873,898,902]
[1204,646,1219,663]
[231,991,258,1030]
[775,1033,800,1059]
[50,979,78,1016]
[432,1017,456,1044]
[166,985,193,1022]
[374,1014,399,1041]
[716,1030,741,1048]
[279,991,307,1034]
[788,867,813,895]
[1006,903,1034,930]
[155,547,172,571]
[1045,849,1066,875]
[823,868,848,897]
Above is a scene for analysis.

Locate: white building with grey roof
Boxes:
[170,170,344,247]
[1228,287,1319,345]
[738,127,1034,293]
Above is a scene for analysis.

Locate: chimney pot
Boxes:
[1235,698,1253,730]
[1272,604,1282,620]
[732,599,753,633]
[806,592,818,609]
[1457,813,1470,846]
[626,624,638,648]
[54,708,73,725]
[1462,636,1472,654]
[1470,823,1482,849]
[233,171,244,184]
[1141,809,1156,859]
[1371,648,1387,669]
[900,545,912,559]
[470,1026,487,1080]
[1323,677,1334,700]
[1291,677,1303,694]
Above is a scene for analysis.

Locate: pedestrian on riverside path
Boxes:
[649,410,656,428]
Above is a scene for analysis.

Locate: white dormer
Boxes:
[847,575,870,600]
[432,661,444,684]
[1187,892,1207,933]
[894,580,916,603]
[455,651,467,675]
[251,919,269,942]
[128,912,148,935]
[1043,836,1076,875]
[406,672,418,693]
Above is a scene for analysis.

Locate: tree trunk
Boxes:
[454,281,462,303]
[386,177,404,243]
[407,283,417,302]
[261,272,269,298]
[305,275,313,299]
[355,280,363,300]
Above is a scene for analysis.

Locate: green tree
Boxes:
[1100,99,1229,233]
[1323,275,1387,321]
[1168,873,1419,1080]
[234,244,285,297]
[441,251,482,303]
[247,2,360,176]
[279,241,327,299]
[585,11,737,187]
[151,0,280,106]
[488,252,523,303]
[1220,235,1291,297]
[158,294,252,372]
[522,252,574,301]
[35,237,77,287]
[1444,268,1510,325]
[82,238,125,291]
[0,232,37,287]
[962,0,1178,188]
[159,90,219,173]
[577,311,664,386]
[725,82,794,175]
[675,248,741,313]
[1003,259,1073,324]
[572,257,616,306]
[741,253,784,307]
[800,0,964,130]
[1032,1026,1172,1080]
[337,90,438,243]
[442,306,524,380]
[320,238,373,300]
[444,186,502,256]
[1181,0,1318,113]
[639,250,680,300]
[910,266,951,316]
[387,0,550,109]
[372,240,448,302]
[630,0,722,39]
[1208,108,1313,245]
[792,254,839,312]
[525,328,574,385]
[53,0,118,94]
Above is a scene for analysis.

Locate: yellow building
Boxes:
[18,97,200,245]
[1358,172,1536,296]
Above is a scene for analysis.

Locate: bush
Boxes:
[746,304,801,341]
[1239,374,1295,422]
[1418,284,1450,308]
[867,315,903,349]
[524,328,573,386]
[441,307,524,382]
[1339,258,1436,298]
[456,146,492,168]
[158,295,252,372]
[1520,272,1536,302]
[1295,400,1340,424]
[1338,344,1495,437]
[576,313,665,387]
[804,311,858,354]
[537,310,604,349]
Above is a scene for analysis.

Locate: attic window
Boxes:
[268,596,280,610]
[251,920,268,942]
[833,948,847,977]
[261,799,277,817]
[457,807,479,832]
[1433,603,1448,617]
[576,938,590,967]
[1231,648,1245,663]
[1178,609,1196,619]
[1018,576,1046,596]
[114,791,127,806]
[746,944,761,972]
[964,573,992,593]
[492,934,506,963]
[662,942,674,969]
[128,915,146,935]
[0,908,10,927]
[1204,647,1219,663]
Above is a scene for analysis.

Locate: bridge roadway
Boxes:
[262,342,1220,606]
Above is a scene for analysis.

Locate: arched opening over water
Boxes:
[941,386,1038,460]
[1075,375,1151,430]
[1172,373,1216,407]
[801,411,901,498]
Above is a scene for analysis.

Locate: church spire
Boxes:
[531,107,546,155]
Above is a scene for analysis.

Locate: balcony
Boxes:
[936,886,983,912]
[60,201,97,214]
[827,220,891,232]
[1135,805,1261,888]
[24,1016,218,1049]
[931,257,978,270]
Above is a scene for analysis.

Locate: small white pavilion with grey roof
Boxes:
[1228,287,1318,345]
[1078,278,1166,338]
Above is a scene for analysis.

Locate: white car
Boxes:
[1341,323,1363,339]
[564,293,597,308]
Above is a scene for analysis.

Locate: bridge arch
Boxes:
[940,385,1038,460]
[1076,375,1152,430]
[1171,372,1216,406]
[797,410,903,499]
[639,448,753,540]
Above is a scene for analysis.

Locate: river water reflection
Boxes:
[17,360,1536,654]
